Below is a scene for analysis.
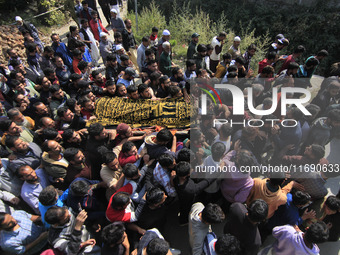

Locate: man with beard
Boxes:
[122,19,137,53]
[184,59,197,82]
[7,108,35,130]
[0,211,48,255]
[122,19,138,69]
[79,96,96,121]
[99,32,114,65]
[41,140,68,185]
[18,165,50,214]
[105,54,119,82]
[33,102,52,127]
[91,70,106,88]
[9,59,38,84]
[51,33,73,69]
[159,42,176,77]
[112,31,123,53]
[64,147,92,187]
[10,70,38,97]
[170,67,185,84]
[57,106,86,131]
[138,83,154,100]
[13,94,39,121]
[141,60,160,81]
[110,8,125,33]
[49,85,70,119]
[156,75,171,98]
[53,56,71,89]
[187,32,200,61]
[5,136,42,173]
[193,44,207,73]
[62,128,88,150]
[39,46,55,71]
[0,119,35,146]
[35,75,52,105]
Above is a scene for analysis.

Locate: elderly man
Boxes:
[228,36,241,60]
[0,211,48,254]
[110,8,125,33]
[157,29,171,58]
[159,42,176,76]
[18,165,50,214]
[7,108,35,130]
[99,32,114,65]
[15,16,43,51]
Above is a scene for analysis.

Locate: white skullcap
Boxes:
[234,36,241,42]
[115,44,123,51]
[15,16,22,22]
[162,41,171,48]
[162,30,170,36]
[110,8,117,13]
[100,32,108,37]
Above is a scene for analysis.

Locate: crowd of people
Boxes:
[0,0,339,254]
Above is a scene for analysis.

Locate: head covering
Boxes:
[116,123,130,135]
[110,8,118,13]
[234,36,241,42]
[162,30,170,36]
[192,33,200,38]
[276,34,285,40]
[115,44,123,51]
[15,16,22,22]
[100,32,108,38]
[125,67,138,78]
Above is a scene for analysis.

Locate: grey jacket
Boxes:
[8,142,42,173]
[49,209,100,255]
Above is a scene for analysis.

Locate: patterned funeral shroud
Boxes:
[88,96,192,128]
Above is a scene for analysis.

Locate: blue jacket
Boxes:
[267,193,303,229]
[52,42,73,68]
[66,177,105,220]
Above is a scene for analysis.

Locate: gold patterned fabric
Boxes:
[87,97,191,128]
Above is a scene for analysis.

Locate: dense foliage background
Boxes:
[128,0,340,76]
[0,0,72,27]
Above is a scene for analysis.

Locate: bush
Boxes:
[128,0,270,71]
[37,0,67,26]
[126,1,167,43]
[134,0,340,76]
